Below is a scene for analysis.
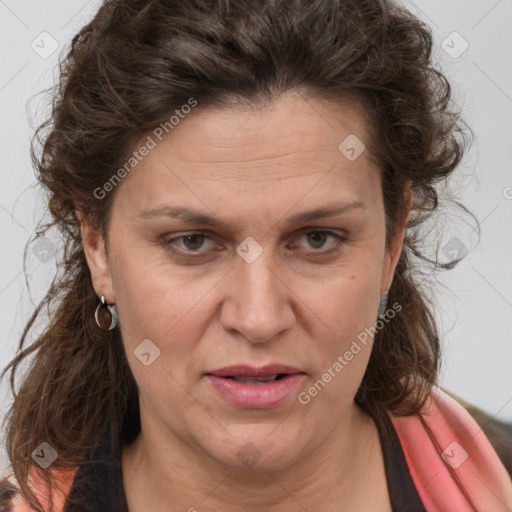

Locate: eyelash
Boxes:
[160,229,348,259]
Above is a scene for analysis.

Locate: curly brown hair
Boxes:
[0,0,476,510]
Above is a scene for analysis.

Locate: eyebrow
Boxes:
[138,200,365,228]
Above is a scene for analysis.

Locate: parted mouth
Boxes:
[205,364,305,380]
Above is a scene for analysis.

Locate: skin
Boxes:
[78,90,412,511]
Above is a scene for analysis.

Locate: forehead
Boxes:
[116,92,381,221]
[157,93,373,170]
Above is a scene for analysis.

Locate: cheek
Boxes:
[316,268,381,343]
[304,267,381,396]
[111,255,203,420]
[112,242,191,333]
[111,248,215,377]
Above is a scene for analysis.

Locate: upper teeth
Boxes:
[233,375,279,383]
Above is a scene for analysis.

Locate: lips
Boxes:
[204,364,306,408]
[226,375,285,384]
[205,364,304,379]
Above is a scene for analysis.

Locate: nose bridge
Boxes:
[223,239,293,342]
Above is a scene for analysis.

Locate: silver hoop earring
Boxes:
[95,295,118,331]
[378,290,389,318]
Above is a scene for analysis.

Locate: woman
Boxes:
[1,0,511,510]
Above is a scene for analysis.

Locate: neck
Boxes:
[121,401,390,511]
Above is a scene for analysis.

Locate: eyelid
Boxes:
[162,231,219,253]
[161,228,348,257]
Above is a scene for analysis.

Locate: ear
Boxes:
[380,181,412,295]
[76,210,115,304]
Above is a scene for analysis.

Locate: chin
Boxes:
[207,426,305,472]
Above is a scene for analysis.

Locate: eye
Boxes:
[164,233,214,253]
[290,229,347,253]
[161,229,347,259]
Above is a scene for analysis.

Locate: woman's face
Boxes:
[81,91,409,472]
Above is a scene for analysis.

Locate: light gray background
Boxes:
[1,0,511,477]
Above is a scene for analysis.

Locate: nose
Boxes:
[220,249,295,344]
